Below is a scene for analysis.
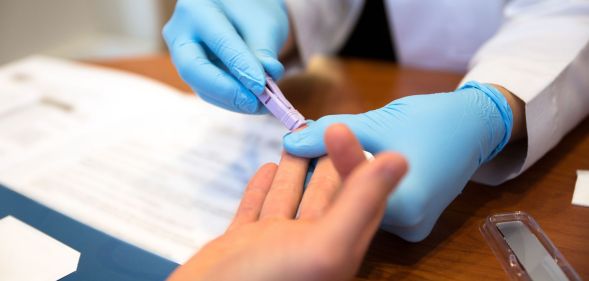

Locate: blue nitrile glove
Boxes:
[284,81,513,241]
[163,0,288,114]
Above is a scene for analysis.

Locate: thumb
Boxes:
[255,49,284,81]
[283,113,385,158]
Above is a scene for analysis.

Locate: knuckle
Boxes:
[161,22,173,42]
[225,51,250,72]
[226,53,242,68]
[209,35,233,55]
[208,37,251,72]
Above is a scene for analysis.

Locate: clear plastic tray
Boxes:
[480,211,581,281]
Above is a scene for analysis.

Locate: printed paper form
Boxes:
[0,56,286,263]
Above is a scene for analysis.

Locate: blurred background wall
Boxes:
[0,0,176,64]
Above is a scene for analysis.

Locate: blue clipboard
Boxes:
[0,184,178,281]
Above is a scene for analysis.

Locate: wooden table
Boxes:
[94,55,589,280]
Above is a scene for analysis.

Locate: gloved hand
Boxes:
[284,81,513,241]
[163,0,289,114]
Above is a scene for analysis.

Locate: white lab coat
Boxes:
[285,0,589,185]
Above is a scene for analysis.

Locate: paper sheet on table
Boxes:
[572,170,589,207]
[0,216,80,281]
[0,56,286,263]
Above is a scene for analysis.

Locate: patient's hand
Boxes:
[167,124,407,281]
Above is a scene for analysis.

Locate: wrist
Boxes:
[488,84,526,142]
[459,81,514,162]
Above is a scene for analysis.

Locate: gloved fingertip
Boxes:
[283,141,309,157]
[232,66,266,96]
[283,131,303,145]
[255,49,284,80]
[284,119,316,140]
[236,92,261,114]
[259,55,284,81]
[283,134,326,158]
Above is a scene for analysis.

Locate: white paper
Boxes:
[0,56,286,263]
[572,170,589,207]
[0,216,80,281]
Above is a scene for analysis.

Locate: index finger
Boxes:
[259,151,309,220]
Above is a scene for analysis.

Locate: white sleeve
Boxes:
[284,0,364,63]
[460,0,589,185]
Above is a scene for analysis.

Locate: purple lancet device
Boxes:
[257,75,306,131]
